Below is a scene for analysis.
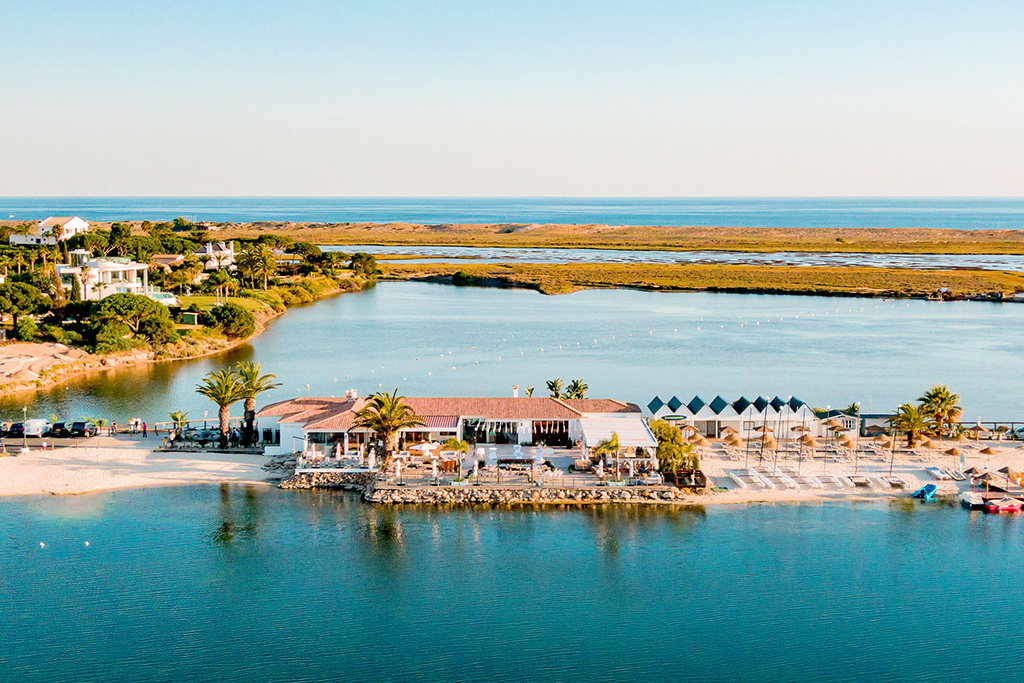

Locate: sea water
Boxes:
[0,485,1020,683]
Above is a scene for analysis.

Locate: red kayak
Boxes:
[984,497,1023,513]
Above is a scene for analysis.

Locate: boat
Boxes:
[944,468,966,482]
[959,491,986,510]
[926,467,952,480]
[984,497,1023,513]
[1009,470,1024,486]
[912,483,938,501]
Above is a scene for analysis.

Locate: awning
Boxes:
[412,415,459,431]
[580,416,657,449]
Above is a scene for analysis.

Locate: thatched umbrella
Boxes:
[998,466,1012,490]
[721,425,738,436]
[792,425,811,433]
[726,433,745,447]
[944,446,962,473]
[979,446,996,456]
[954,433,970,444]
[678,423,699,434]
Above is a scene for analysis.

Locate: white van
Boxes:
[24,419,52,437]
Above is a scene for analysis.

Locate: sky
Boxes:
[1,0,1023,196]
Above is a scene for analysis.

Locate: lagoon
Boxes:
[2,282,1023,424]
[1,485,1022,683]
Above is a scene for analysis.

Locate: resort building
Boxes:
[9,216,90,246]
[194,242,236,270]
[257,394,654,457]
[648,394,855,439]
[56,249,176,304]
[151,254,186,271]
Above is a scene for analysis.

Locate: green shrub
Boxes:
[14,317,38,341]
[209,302,256,338]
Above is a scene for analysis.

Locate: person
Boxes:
[142,422,147,438]
[111,420,117,435]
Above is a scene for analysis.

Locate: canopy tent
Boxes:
[579,416,657,456]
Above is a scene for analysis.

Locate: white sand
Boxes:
[0,440,271,496]
[696,441,1024,505]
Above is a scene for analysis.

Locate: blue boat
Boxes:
[912,483,938,501]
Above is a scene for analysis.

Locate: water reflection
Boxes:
[210,484,262,546]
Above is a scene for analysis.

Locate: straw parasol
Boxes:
[792,425,811,433]
[799,433,816,444]
[979,446,996,456]
[824,418,842,428]
[753,425,774,433]
[945,447,961,457]
[954,433,971,444]
[721,425,738,435]
[686,432,705,444]
[678,423,699,434]
[726,433,745,446]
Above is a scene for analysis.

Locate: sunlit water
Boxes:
[3,196,1023,229]
[3,283,1023,423]
[1,485,1021,683]
[332,244,1024,271]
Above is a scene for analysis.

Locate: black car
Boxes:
[70,421,98,438]
[7,423,25,439]
[50,422,72,438]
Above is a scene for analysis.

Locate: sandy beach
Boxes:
[0,436,272,496]
[695,440,1024,505]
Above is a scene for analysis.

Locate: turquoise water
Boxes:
[2,197,1023,229]
[3,282,1024,422]
[1,485,1022,683]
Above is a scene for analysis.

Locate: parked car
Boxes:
[49,422,72,438]
[7,423,24,439]
[70,421,99,438]
[24,419,53,437]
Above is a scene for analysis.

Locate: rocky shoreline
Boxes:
[278,470,698,506]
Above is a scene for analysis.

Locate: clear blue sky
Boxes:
[2,1,1022,196]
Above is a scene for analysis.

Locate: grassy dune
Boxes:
[213,221,1024,254]
[380,261,1024,298]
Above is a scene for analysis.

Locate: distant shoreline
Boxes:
[5,218,1024,255]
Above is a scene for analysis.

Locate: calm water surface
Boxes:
[334,244,1024,271]
[2,283,1022,422]
[0,485,1021,683]
[2,197,1023,229]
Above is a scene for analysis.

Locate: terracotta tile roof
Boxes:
[259,396,640,431]
[559,398,641,414]
[39,217,77,226]
[419,415,459,430]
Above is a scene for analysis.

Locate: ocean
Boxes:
[2,197,1023,229]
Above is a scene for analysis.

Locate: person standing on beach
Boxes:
[111,420,117,436]
[142,423,147,438]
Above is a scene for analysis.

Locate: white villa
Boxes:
[9,216,90,246]
[648,394,859,439]
[257,393,655,457]
[195,242,236,270]
[56,249,175,304]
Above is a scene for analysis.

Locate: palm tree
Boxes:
[349,389,424,471]
[919,384,961,437]
[888,403,928,447]
[443,437,470,477]
[238,244,277,289]
[168,410,189,435]
[595,431,622,479]
[234,361,281,446]
[546,378,564,399]
[195,369,246,448]
[842,402,861,416]
[566,378,588,399]
[524,386,534,397]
